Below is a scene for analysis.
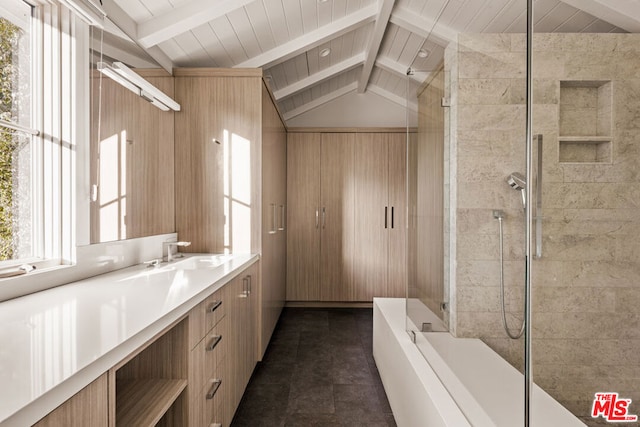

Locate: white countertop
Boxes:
[0,253,258,427]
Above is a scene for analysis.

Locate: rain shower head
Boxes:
[507,172,527,209]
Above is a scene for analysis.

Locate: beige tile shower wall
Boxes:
[448,33,640,426]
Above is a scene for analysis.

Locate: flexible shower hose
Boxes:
[497,214,525,339]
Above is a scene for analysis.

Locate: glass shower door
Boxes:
[405,66,450,335]
[530,23,640,427]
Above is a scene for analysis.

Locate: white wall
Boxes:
[286,90,416,128]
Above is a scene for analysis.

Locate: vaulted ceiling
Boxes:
[99,0,639,125]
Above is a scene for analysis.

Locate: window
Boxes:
[0,0,84,275]
[0,0,34,266]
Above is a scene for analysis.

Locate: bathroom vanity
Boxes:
[0,253,260,427]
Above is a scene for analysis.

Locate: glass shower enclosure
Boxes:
[404,1,640,425]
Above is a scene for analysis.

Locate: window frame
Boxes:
[0,0,176,302]
[0,0,85,272]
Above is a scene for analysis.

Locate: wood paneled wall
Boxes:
[173,70,261,253]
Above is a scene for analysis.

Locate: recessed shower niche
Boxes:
[558,80,612,163]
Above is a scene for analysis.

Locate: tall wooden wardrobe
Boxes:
[173,69,286,359]
[286,129,406,303]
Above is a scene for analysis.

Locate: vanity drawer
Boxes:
[204,291,225,332]
[189,317,227,394]
[189,288,225,349]
[189,360,225,427]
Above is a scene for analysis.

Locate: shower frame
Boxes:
[524,0,534,425]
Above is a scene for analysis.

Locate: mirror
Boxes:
[89,20,175,243]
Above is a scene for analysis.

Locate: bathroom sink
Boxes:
[167,254,231,270]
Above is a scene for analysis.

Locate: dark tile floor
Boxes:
[231,308,396,426]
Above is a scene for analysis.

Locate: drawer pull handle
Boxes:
[206,335,222,351]
[206,379,222,400]
[208,300,222,313]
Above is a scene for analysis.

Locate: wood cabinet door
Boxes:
[246,263,258,380]
[286,133,321,301]
[174,77,225,253]
[260,85,286,357]
[353,133,390,301]
[388,133,407,298]
[320,133,355,302]
[33,374,108,427]
[274,126,287,305]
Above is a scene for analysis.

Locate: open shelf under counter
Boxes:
[116,378,187,427]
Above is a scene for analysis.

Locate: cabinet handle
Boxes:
[206,379,222,400]
[269,203,277,234]
[206,335,222,351]
[241,277,249,297]
[247,275,252,295]
[385,206,388,229]
[391,206,395,229]
[315,208,319,229]
[322,207,326,229]
[211,424,222,427]
[208,300,222,313]
[278,204,285,231]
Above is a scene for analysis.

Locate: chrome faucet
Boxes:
[163,240,191,262]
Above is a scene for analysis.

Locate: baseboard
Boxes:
[285,301,373,308]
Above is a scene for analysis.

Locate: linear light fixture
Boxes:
[97,61,180,112]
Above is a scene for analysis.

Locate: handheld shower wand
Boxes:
[493,172,529,340]
[507,172,526,210]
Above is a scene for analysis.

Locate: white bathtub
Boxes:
[372,298,586,427]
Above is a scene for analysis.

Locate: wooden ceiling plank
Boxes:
[283,0,305,39]
[245,2,277,52]
[227,8,262,59]
[263,0,290,45]
[483,0,525,33]
[354,23,375,54]
[560,0,640,32]
[212,16,250,64]
[463,0,510,32]
[536,3,578,32]
[274,53,366,99]
[300,0,319,33]
[318,0,333,27]
[191,23,232,67]
[387,26,412,62]
[390,6,457,47]
[397,32,424,66]
[333,0,349,20]
[283,82,359,120]
[136,0,255,48]
[557,11,600,33]
[236,4,377,69]
[369,84,417,111]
